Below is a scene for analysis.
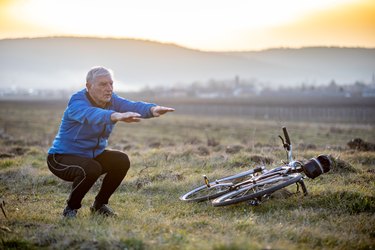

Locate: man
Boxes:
[47,66,174,218]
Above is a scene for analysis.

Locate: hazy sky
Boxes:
[0,0,374,51]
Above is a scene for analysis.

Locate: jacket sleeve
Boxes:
[113,93,156,118]
[67,96,115,125]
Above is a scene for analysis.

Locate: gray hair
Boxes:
[86,66,114,83]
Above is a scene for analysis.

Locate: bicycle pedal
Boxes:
[203,175,210,188]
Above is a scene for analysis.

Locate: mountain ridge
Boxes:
[1,37,374,91]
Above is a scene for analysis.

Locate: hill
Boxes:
[0,37,374,90]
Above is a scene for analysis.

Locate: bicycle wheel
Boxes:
[212,173,302,207]
[180,167,264,202]
[179,182,234,202]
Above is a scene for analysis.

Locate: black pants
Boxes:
[47,150,130,209]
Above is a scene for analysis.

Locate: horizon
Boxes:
[1,37,374,91]
[1,0,374,51]
[1,35,375,53]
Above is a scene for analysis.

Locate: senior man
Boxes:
[47,66,174,218]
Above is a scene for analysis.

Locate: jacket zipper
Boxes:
[93,125,107,158]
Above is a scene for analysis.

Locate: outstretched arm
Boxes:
[111,106,175,123]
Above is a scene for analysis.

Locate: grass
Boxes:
[0,101,374,249]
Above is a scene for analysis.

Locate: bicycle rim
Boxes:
[212,173,302,207]
[179,183,233,202]
[179,167,263,202]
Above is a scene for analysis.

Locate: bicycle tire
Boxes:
[215,166,264,183]
[212,173,302,207]
[179,167,264,202]
[179,182,234,202]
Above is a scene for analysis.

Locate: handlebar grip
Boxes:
[282,127,291,145]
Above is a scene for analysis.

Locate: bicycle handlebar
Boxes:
[282,127,291,146]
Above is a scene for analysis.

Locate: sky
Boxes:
[0,0,374,51]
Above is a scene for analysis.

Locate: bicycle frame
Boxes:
[180,126,330,205]
[205,163,306,194]
[205,127,303,189]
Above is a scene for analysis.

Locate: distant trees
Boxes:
[135,78,375,99]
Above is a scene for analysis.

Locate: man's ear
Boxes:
[86,82,91,91]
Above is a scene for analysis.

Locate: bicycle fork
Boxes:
[297,178,308,196]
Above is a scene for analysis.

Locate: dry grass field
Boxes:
[0,100,374,249]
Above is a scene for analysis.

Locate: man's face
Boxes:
[86,74,113,106]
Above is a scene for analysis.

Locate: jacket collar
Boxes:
[85,91,111,109]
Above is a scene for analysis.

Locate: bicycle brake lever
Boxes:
[279,135,291,152]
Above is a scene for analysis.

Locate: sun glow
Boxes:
[0,0,373,51]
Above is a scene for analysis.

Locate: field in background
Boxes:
[144,96,375,123]
[0,100,374,249]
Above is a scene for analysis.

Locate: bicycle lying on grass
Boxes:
[180,127,332,207]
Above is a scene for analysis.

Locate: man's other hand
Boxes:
[111,112,142,123]
[151,106,175,117]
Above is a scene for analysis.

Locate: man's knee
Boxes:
[96,150,131,175]
[116,152,130,173]
[107,151,131,174]
[83,160,102,179]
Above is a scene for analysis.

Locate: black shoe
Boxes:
[90,204,117,217]
[63,206,77,218]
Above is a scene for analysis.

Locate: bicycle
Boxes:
[179,127,332,207]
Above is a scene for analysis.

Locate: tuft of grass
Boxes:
[213,242,259,250]
[316,191,375,214]
[0,159,16,169]
[119,238,146,250]
[330,157,358,173]
[1,239,37,250]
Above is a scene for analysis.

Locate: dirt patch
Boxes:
[149,142,161,148]
[206,137,220,147]
[225,145,243,154]
[123,144,132,151]
[330,157,357,173]
[298,143,317,150]
[254,142,273,148]
[184,137,202,145]
[249,155,274,165]
[9,147,28,156]
[347,138,375,151]
[0,147,28,158]
[196,146,210,156]
[228,155,274,168]
[0,153,15,159]
[271,189,294,199]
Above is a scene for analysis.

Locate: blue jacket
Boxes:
[48,89,156,158]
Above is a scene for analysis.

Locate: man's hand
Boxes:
[111,112,142,123]
[151,106,175,117]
